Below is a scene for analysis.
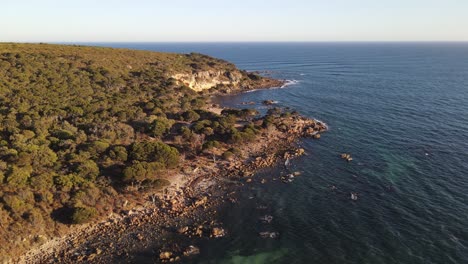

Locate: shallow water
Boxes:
[95,42,468,263]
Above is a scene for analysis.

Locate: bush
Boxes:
[179,126,192,140]
[149,118,174,138]
[92,140,110,154]
[191,98,205,108]
[109,146,128,162]
[6,165,32,187]
[182,110,200,122]
[52,129,75,140]
[203,140,220,150]
[86,140,110,158]
[222,151,234,160]
[248,73,262,80]
[229,130,243,144]
[71,186,100,207]
[122,161,164,183]
[75,160,100,180]
[25,208,44,227]
[2,194,29,216]
[130,141,179,168]
[30,172,55,190]
[201,127,214,136]
[70,206,97,224]
[192,120,212,134]
[145,178,171,189]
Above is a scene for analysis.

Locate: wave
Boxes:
[280,79,300,88]
[244,79,299,93]
[313,119,329,130]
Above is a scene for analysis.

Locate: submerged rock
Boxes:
[293,171,302,176]
[259,215,274,224]
[281,174,295,183]
[259,231,279,239]
[341,153,353,161]
[183,245,200,256]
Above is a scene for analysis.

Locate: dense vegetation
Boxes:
[0,43,271,258]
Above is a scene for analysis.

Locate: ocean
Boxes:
[91,42,468,263]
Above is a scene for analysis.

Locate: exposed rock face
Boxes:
[171,70,243,91]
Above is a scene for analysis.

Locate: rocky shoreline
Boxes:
[15,92,326,264]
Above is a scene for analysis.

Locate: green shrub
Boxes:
[248,73,262,80]
[122,161,165,183]
[130,141,179,168]
[203,140,220,150]
[229,130,242,144]
[145,178,171,189]
[70,206,97,224]
[2,194,30,216]
[182,110,200,122]
[71,186,100,207]
[179,126,192,140]
[222,151,234,160]
[229,147,241,155]
[149,118,174,138]
[25,208,44,227]
[75,160,100,180]
[52,129,75,140]
[108,146,128,162]
[192,120,212,134]
[30,172,55,190]
[6,165,32,187]
[92,140,110,154]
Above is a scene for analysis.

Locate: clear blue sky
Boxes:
[2,0,468,42]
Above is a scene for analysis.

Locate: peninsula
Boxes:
[0,44,326,263]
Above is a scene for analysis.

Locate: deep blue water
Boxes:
[94,43,468,263]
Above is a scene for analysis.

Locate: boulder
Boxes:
[212,227,225,238]
[194,196,208,207]
[295,148,305,156]
[159,251,172,260]
[177,226,189,234]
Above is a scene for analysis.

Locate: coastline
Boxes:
[15,80,326,264]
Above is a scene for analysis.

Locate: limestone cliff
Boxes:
[171,70,243,91]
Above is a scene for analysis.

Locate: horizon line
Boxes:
[2,40,468,44]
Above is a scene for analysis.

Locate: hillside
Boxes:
[0,43,287,260]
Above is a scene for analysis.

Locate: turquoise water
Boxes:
[98,43,468,263]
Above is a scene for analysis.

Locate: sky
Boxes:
[1,0,468,42]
